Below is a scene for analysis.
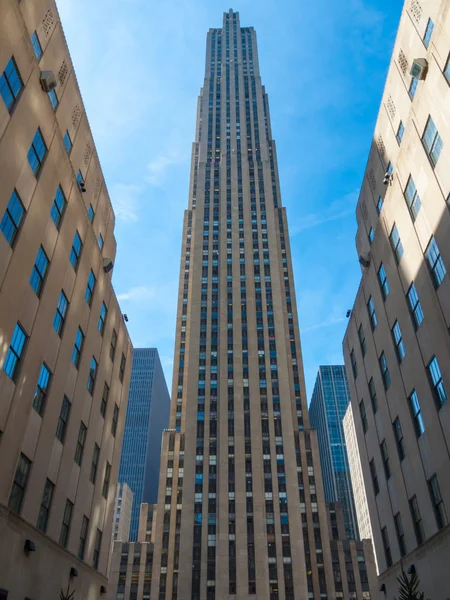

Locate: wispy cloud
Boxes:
[290,190,358,235]
[147,129,190,186]
[302,316,348,333]
[117,285,156,302]
[117,282,178,307]
[109,183,141,223]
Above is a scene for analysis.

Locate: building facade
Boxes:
[343,0,450,597]
[0,0,133,598]
[118,348,170,541]
[309,366,359,541]
[112,483,134,543]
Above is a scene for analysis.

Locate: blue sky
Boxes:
[57,0,402,401]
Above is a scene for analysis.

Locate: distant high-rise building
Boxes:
[343,0,450,595]
[309,366,359,540]
[0,1,132,597]
[112,483,133,543]
[118,348,170,541]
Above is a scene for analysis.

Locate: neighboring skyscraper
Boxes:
[309,366,359,541]
[0,1,132,597]
[118,348,170,541]
[112,483,134,543]
[343,0,450,596]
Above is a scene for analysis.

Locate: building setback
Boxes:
[309,366,359,541]
[0,0,132,597]
[343,0,450,596]
[118,348,170,541]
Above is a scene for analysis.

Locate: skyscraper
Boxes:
[145,11,377,600]
[309,366,359,541]
[118,348,170,541]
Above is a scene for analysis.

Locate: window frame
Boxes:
[389,224,404,264]
[367,296,377,331]
[27,128,47,177]
[100,382,109,418]
[88,203,95,223]
[358,325,366,357]
[409,495,425,545]
[85,269,96,306]
[74,422,87,466]
[48,89,59,111]
[53,290,69,336]
[78,516,89,560]
[377,263,390,300]
[350,349,358,379]
[72,327,84,368]
[56,395,71,443]
[380,439,391,480]
[392,320,406,363]
[59,499,73,548]
[381,526,392,567]
[70,231,82,270]
[427,355,447,408]
[394,513,406,557]
[90,443,100,484]
[428,474,447,530]
[63,130,72,153]
[0,56,23,112]
[406,283,424,329]
[423,18,434,48]
[409,389,425,437]
[396,121,405,144]
[50,185,67,230]
[36,478,54,533]
[425,236,446,288]
[119,352,126,383]
[30,245,50,297]
[110,330,117,361]
[87,356,98,395]
[98,302,107,336]
[393,417,405,461]
[32,362,52,416]
[1,189,25,247]
[379,351,390,390]
[112,404,119,437]
[31,31,43,61]
[422,116,443,167]
[93,528,102,570]
[3,322,28,382]
[408,76,418,99]
[368,378,377,413]
[360,400,368,434]
[404,176,422,221]
[370,459,379,495]
[102,462,111,498]
[8,452,32,514]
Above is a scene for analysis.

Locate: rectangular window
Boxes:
[8,453,31,514]
[389,224,404,263]
[367,296,377,330]
[85,270,96,306]
[32,363,52,416]
[93,529,102,569]
[409,77,418,99]
[358,325,366,357]
[409,390,425,437]
[369,378,378,413]
[393,417,405,461]
[88,204,95,222]
[381,527,392,567]
[428,356,447,408]
[428,474,447,530]
[409,495,425,545]
[379,352,390,390]
[422,116,443,167]
[350,349,357,379]
[70,231,82,270]
[77,170,85,192]
[360,400,368,434]
[380,440,391,479]
[1,189,25,247]
[53,290,68,336]
[370,459,379,495]
[119,353,126,383]
[56,395,71,443]
[59,499,73,548]
[27,128,47,177]
[98,233,104,251]
[102,462,111,498]
[110,330,117,361]
[87,357,98,395]
[98,302,107,335]
[0,56,23,111]
[30,245,49,297]
[63,131,72,153]
[376,196,383,214]
[368,227,375,244]
[90,443,100,484]
[394,513,406,557]
[423,18,434,47]
[50,185,66,229]
[407,283,424,329]
[392,321,406,363]
[112,404,119,437]
[396,121,405,144]
[445,54,450,85]
[100,382,109,418]
[78,516,89,560]
[31,31,43,60]
[48,89,59,111]
[37,478,54,533]
[425,236,446,288]
[377,264,389,299]
[74,422,87,466]
[72,327,84,368]
[404,176,422,221]
[3,322,27,381]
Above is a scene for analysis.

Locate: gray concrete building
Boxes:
[0,0,133,597]
[343,0,450,597]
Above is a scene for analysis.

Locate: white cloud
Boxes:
[117,285,156,302]
[147,129,190,186]
[290,189,358,235]
[109,183,141,223]
[302,316,348,333]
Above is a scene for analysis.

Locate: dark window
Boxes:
[88,204,94,223]
[393,417,405,461]
[110,330,117,361]
[56,396,71,443]
[98,302,107,335]
[53,290,68,335]
[102,462,111,498]
[3,322,27,381]
[30,246,49,297]
[377,264,389,299]
[369,378,377,413]
[350,349,357,379]
[407,283,424,329]
[370,459,379,496]
[425,237,446,288]
[394,513,406,557]
[85,270,96,306]
[78,516,89,560]
[389,224,404,263]
[32,363,52,416]
[409,390,425,437]
[380,440,391,479]
[360,400,368,434]
[428,474,447,530]
[50,185,66,229]
[409,495,425,545]
[358,325,366,357]
[404,176,422,221]
[112,404,119,437]
[392,321,406,363]
[119,353,126,383]
[31,31,42,60]
[428,356,447,408]
[90,444,100,484]
[0,56,23,111]
[1,189,25,247]
[379,352,390,390]
[381,527,392,567]
[37,478,54,533]
[87,356,98,395]
[70,231,82,270]
[59,499,73,548]
[63,131,72,153]
[72,327,84,368]
[100,382,109,417]
[367,297,377,330]
[93,529,102,569]
[27,128,47,177]
[74,422,87,466]
[423,18,434,47]
[422,116,443,167]
[77,170,85,191]
[8,453,31,514]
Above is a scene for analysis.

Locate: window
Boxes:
[110,330,117,361]
[30,246,49,297]
[48,89,59,111]
[98,233,104,251]
[27,128,47,177]
[360,400,368,434]
[377,264,389,299]
[77,170,85,191]
[380,440,391,479]
[428,474,447,530]
[370,459,379,495]
[376,196,383,214]
[379,352,390,390]
[87,357,98,395]
[8,453,31,514]
[404,176,421,221]
[396,121,405,144]
[85,270,96,306]
[119,353,126,383]
[63,130,72,153]
[423,18,434,48]
[59,499,73,548]
[389,224,403,263]
[350,349,357,379]
[56,395,71,443]
[70,231,82,270]
[53,290,68,336]
[88,204,95,223]
[368,228,374,244]
[72,327,84,368]
[394,513,406,557]
[50,186,66,229]
[98,302,107,335]
[0,57,23,111]
[425,237,446,288]
[367,297,377,330]
[74,422,87,466]
[422,116,443,166]
[78,516,89,560]
[393,417,405,461]
[445,54,450,85]
[90,444,100,484]
[37,479,54,533]
[93,529,102,569]
[392,321,406,363]
[381,527,392,567]
[358,325,366,357]
[100,382,109,418]
[369,378,378,413]
[1,189,25,247]
[409,390,425,437]
[407,283,424,329]
[428,356,447,408]
[32,363,52,416]
[3,322,27,381]
[409,77,418,99]
[31,31,42,60]
[409,495,425,545]
[102,462,111,498]
[112,404,119,437]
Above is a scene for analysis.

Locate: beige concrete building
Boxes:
[112,483,134,544]
[0,0,133,597]
[343,0,450,597]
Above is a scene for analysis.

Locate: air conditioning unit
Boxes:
[39,70,57,92]
[103,258,114,273]
[359,254,370,268]
[78,179,86,193]
[410,58,428,80]
[383,172,392,186]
